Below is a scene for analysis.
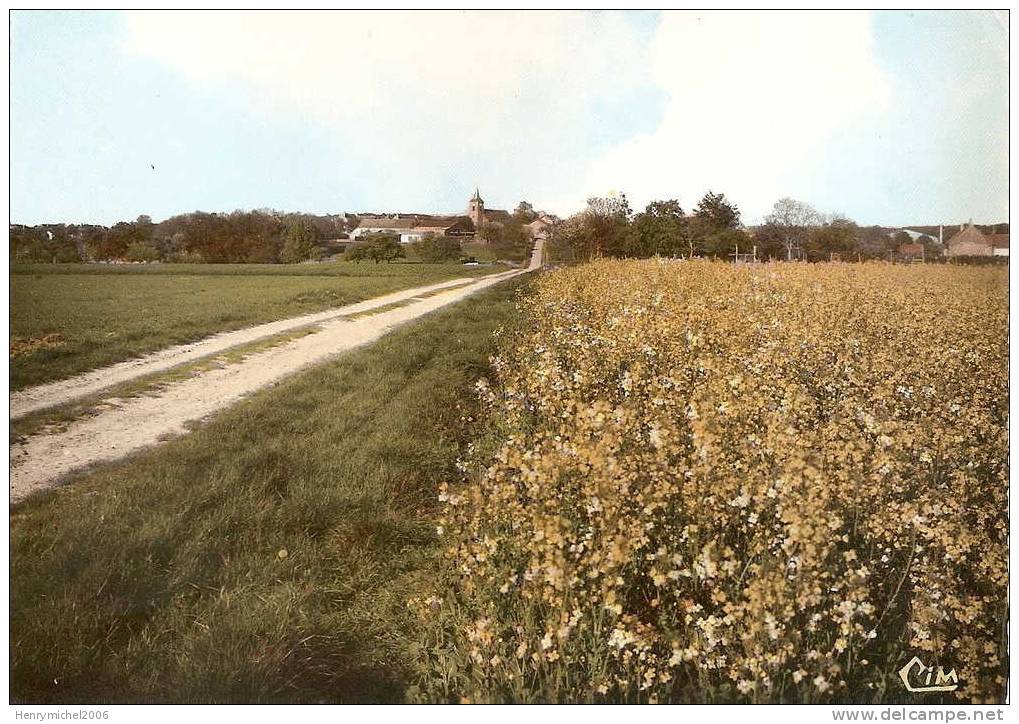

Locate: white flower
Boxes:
[730,493,751,508]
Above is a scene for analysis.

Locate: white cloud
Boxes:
[570,11,892,221]
[120,11,892,220]
[120,10,651,211]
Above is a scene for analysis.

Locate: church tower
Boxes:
[468,188,485,228]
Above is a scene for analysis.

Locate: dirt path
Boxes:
[10,244,543,504]
[10,275,483,420]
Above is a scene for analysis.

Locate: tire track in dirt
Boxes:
[9,243,543,504]
[10,276,482,420]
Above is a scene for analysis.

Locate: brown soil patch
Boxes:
[10,334,64,358]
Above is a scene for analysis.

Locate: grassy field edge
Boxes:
[10,275,532,703]
[10,262,507,390]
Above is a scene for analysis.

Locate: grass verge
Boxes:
[340,301,413,320]
[10,276,531,704]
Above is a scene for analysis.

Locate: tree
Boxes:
[695,191,741,232]
[476,222,505,245]
[513,201,538,224]
[703,227,753,259]
[9,224,85,262]
[477,220,532,262]
[87,221,148,260]
[587,193,632,221]
[749,223,789,261]
[344,242,371,264]
[854,225,893,260]
[412,234,462,262]
[677,215,711,259]
[765,198,821,261]
[10,209,365,265]
[280,221,319,263]
[124,241,160,262]
[570,194,632,259]
[917,234,941,259]
[808,218,857,260]
[551,190,753,261]
[632,200,685,257]
[889,231,915,258]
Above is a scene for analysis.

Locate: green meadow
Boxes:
[10,261,504,390]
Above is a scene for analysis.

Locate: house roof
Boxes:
[354,207,513,232]
[946,224,990,248]
[355,215,466,231]
[356,218,419,230]
[899,243,924,254]
[946,224,1010,250]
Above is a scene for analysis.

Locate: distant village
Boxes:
[7,189,556,264]
[350,189,556,245]
[6,188,1008,264]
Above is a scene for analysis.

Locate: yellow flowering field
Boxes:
[411,260,1008,704]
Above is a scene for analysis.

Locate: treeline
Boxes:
[551,192,746,262]
[549,193,1008,263]
[10,210,358,264]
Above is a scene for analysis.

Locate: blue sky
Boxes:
[10,10,1008,226]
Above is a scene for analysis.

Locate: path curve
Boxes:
[10,242,543,504]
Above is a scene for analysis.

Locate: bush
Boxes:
[244,244,281,264]
[166,250,205,264]
[345,235,406,264]
[281,222,320,264]
[410,235,463,263]
[124,241,161,263]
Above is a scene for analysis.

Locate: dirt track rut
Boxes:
[10,243,542,504]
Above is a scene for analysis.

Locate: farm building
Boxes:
[350,189,511,244]
[349,216,474,244]
[526,215,557,241]
[945,223,1009,258]
[898,242,926,262]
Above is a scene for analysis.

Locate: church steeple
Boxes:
[468,188,485,228]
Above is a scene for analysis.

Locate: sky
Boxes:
[9,10,1009,227]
